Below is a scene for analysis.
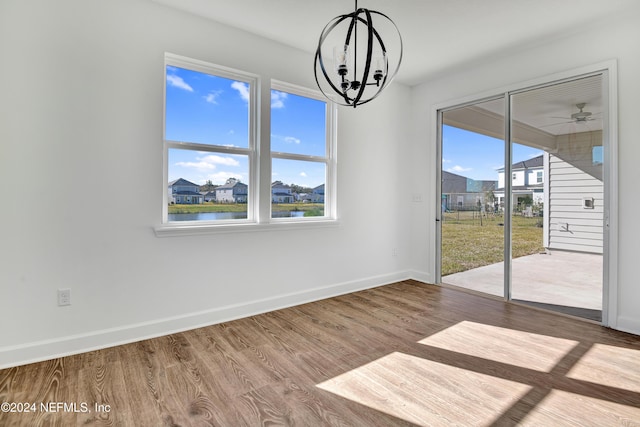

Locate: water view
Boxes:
[169,211,306,221]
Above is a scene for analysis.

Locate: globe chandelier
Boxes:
[314,0,403,108]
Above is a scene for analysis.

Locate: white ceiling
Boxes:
[151,0,638,86]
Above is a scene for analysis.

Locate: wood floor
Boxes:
[1,280,639,426]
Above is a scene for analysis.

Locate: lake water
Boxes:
[168,211,305,221]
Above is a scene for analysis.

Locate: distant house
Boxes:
[495,155,544,209]
[168,178,203,204]
[441,171,496,211]
[202,191,217,202]
[271,181,294,203]
[311,184,325,203]
[215,178,248,203]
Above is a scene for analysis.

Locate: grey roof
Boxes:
[173,190,201,196]
[271,181,290,188]
[216,180,247,189]
[512,154,544,170]
[168,177,199,187]
[497,154,544,172]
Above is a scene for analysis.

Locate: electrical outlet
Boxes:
[58,289,71,306]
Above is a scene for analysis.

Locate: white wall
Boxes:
[0,0,412,368]
[409,6,640,335]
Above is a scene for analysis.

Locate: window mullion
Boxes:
[166,140,251,156]
[271,152,327,163]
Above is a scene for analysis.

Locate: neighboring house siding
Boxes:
[215,179,248,203]
[443,171,497,211]
[271,182,294,203]
[168,178,203,204]
[311,184,325,203]
[547,134,603,254]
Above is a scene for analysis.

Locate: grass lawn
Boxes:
[441,211,544,276]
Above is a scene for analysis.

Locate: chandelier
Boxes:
[314,0,403,108]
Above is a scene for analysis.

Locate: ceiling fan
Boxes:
[548,103,600,125]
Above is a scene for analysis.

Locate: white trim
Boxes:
[408,269,434,284]
[543,151,550,248]
[163,52,260,225]
[0,270,411,369]
[616,316,640,336]
[603,61,619,329]
[269,79,338,222]
[154,218,340,237]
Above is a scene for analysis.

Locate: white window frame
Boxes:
[155,55,338,236]
[270,80,337,223]
[161,53,259,228]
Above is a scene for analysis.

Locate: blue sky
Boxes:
[166,66,326,189]
[442,125,543,181]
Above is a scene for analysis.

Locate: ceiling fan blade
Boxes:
[540,121,574,128]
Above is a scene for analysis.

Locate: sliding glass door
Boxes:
[440,98,505,298]
[510,75,604,321]
[438,73,606,322]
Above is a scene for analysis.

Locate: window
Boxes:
[270,81,336,220]
[161,54,336,232]
[592,146,603,165]
[164,54,257,224]
[512,173,517,180]
[537,171,543,183]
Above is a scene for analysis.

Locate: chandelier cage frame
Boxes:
[314,1,403,108]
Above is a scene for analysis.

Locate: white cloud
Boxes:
[175,155,240,172]
[448,165,472,173]
[284,136,301,144]
[199,154,240,166]
[175,161,213,171]
[271,91,288,108]
[299,172,308,177]
[204,90,223,104]
[442,158,452,164]
[166,74,193,92]
[231,81,250,102]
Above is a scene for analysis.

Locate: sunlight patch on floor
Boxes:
[519,389,640,426]
[567,343,640,393]
[316,351,532,426]
[418,321,579,372]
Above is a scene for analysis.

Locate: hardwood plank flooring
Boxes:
[1,280,639,426]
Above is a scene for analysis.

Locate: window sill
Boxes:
[153,218,341,237]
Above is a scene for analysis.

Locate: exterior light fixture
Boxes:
[314,0,403,108]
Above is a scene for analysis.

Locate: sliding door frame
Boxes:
[433,60,618,327]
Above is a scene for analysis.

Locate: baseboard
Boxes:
[615,315,640,336]
[407,269,433,284]
[0,270,413,369]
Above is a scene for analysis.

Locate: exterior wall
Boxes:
[547,132,604,254]
[498,168,542,189]
[216,189,234,203]
[512,170,526,187]
[168,181,203,204]
[215,183,247,203]
[271,184,293,203]
[311,185,325,203]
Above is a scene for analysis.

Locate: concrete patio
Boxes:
[443,250,603,313]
